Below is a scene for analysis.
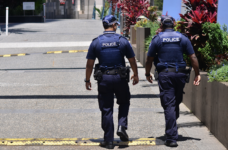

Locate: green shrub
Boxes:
[222,24,228,36]
[134,19,150,29]
[198,22,228,69]
[208,61,228,82]
[95,1,109,19]
[144,21,160,51]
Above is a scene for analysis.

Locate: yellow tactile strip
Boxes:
[45,50,88,54]
[0,138,156,146]
[0,53,28,57]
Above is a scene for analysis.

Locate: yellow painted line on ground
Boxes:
[0,53,27,57]
[17,53,26,56]
[69,50,78,53]
[46,50,88,54]
[0,138,156,146]
[54,51,63,54]
[3,54,11,57]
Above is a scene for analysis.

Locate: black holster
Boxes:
[119,66,130,82]
[154,69,159,80]
[185,67,192,83]
[93,64,103,81]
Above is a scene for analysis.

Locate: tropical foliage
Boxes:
[107,0,119,15]
[177,0,218,70]
[154,0,163,10]
[95,1,110,19]
[198,22,228,68]
[144,21,160,51]
[133,4,160,51]
[117,0,150,34]
[208,60,228,82]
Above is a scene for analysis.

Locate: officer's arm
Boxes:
[86,59,95,81]
[145,56,154,75]
[128,57,138,76]
[185,36,201,86]
[189,54,200,76]
[145,36,157,76]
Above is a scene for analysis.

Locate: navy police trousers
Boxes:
[158,72,186,142]
[98,74,131,142]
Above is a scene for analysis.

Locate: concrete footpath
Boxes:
[0,19,226,150]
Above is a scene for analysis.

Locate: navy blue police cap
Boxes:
[102,15,120,26]
[161,15,175,26]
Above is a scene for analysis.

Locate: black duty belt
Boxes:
[103,69,120,75]
[158,68,189,74]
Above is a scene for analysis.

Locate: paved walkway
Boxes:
[0,19,226,150]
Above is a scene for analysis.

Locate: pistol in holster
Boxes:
[154,69,159,80]
[93,64,103,81]
[185,67,192,83]
[119,66,130,82]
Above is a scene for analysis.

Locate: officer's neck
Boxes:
[105,28,116,32]
[164,27,173,30]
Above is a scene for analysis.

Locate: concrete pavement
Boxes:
[0,19,226,150]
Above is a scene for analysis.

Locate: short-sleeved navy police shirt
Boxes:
[147,29,195,70]
[86,31,135,67]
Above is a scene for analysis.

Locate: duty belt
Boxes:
[103,69,120,75]
[158,68,189,74]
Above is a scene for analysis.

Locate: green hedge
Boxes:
[208,61,228,82]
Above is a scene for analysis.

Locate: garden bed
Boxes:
[183,70,228,149]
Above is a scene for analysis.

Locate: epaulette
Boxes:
[152,35,158,40]
[119,35,128,40]
[92,37,98,41]
[181,33,188,37]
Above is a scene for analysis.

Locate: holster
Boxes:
[185,67,192,83]
[93,64,103,81]
[154,69,159,80]
[119,66,130,82]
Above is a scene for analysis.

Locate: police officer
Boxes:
[85,15,139,149]
[145,15,201,147]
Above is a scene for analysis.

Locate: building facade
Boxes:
[45,0,97,19]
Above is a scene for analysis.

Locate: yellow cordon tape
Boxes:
[0,138,156,146]
[0,53,27,57]
[46,50,88,54]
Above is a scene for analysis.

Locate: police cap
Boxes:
[102,15,120,26]
[161,15,175,26]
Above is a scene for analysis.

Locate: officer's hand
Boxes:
[146,74,153,83]
[86,82,92,90]
[193,75,201,86]
[131,75,139,85]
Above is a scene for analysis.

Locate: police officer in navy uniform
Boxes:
[85,15,139,149]
[145,15,201,147]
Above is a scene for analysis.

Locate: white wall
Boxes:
[95,0,104,20]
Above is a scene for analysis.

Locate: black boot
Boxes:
[164,141,178,147]
[100,141,114,149]
[117,126,129,141]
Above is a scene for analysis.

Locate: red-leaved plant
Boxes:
[177,0,218,69]
[117,0,150,35]
[215,53,228,65]
[107,0,119,15]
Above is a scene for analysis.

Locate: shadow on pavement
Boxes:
[157,111,194,116]
[150,135,201,145]
[142,84,159,87]
[0,94,159,99]
[178,122,204,128]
